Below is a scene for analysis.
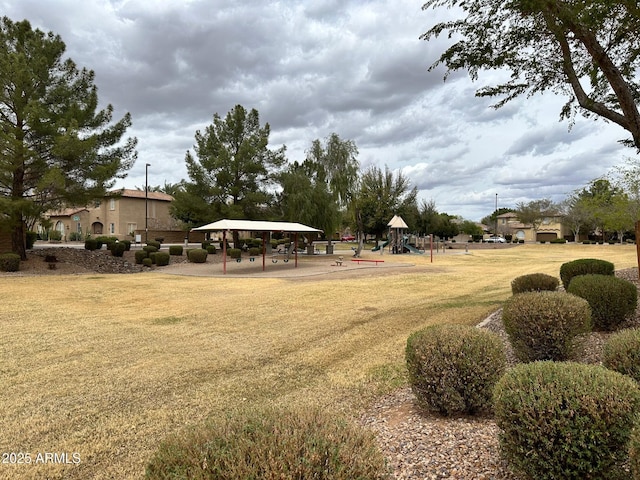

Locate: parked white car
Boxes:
[486,236,506,243]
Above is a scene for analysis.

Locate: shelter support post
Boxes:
[223,230,227,275]
[294,232,298,267]
[262,232,267,271]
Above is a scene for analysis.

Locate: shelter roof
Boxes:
[191,219,322,233]
[387,215,408,229]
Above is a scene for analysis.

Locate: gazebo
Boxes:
[191,219,322,274]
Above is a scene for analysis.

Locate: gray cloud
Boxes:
[2,0,633,221]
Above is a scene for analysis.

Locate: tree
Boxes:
[458,219,483,237]
[0,17,137,258]
[357,166,418,241]
[515,199,559,239]
[173,105,286,234]
[560,196,593,242]
[277,159,338,244]
[577,178,627,241]
[422,0,640,149]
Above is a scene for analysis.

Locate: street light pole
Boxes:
[495,193,498,240]
[145,163,150,244]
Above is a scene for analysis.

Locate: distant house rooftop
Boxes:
[107,188,174,202]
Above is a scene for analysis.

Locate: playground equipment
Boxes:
[371,239,390,252]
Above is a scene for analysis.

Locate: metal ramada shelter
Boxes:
[191,219,323,274]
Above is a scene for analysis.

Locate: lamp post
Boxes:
[145,163,150,243]
[495,193,498,242]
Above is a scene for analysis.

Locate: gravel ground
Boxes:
[360,268,640,480]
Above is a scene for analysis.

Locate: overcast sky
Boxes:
[3,0,634,221]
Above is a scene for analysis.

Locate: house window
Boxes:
[109,223,115,234]
[77,222,82,233]
[127,223,137,236]
[110,198,116,210]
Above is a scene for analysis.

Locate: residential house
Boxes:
[497,212,572,242]
[44,189,176,241]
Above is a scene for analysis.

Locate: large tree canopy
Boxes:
[0,17,137,258]
[422,0,640,148]
[172,105,286,228]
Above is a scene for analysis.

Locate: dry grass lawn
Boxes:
[0,244,637,479]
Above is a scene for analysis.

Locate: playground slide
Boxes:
[403,239,424,254]
[371,239,390,252]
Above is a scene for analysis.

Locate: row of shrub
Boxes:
[406,323,640,478]
[405,256,640,478]
[135,249,170,267]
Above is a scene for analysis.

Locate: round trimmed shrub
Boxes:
[206,245,217,254]
[187,248,208,263]
[143,245,158,254]
[560,258,614,290]
[134,250,148,264]
[406,324,506,416]
[228,248,242,259]
[169,245,183,256]
[494,361,640,480]
[142,257,153,267]
[603,328,640,383]
[84,239,98,251]
[147,240,161,250]
[502,291,591,362]
[567,274,637,331]
[145,404,388,480]
[249,247,261,256]
[121,240,131,251]
[511,273,559,294]
[155,252,170,267]
[0,253,20,272]
[111,242,126,257]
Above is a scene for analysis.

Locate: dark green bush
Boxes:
[84,239,98,251]
[494,361,640,480]
[143,245,158,254]
[560,258,614,290]
[146,240,161,250]
[134,250,148,264]
[206,245,217,254]
[0,253,20,272]
[142,257,153,267]
[154,252,170,266]
[154,237,164,244]
[502,291,591,362]
[511,273,559,294]
[187,249,208,263]
[169,245,183,256]
[567,274,637,331]
[149,252,157,264]
[248,247,261,256]
[26,231,37,249]
[604,328,640,383]
[145,404,388,480]
[550,238,567,244]
[202,241,212,249]
[121,240,131,251]
[228,248,242,259]
[406,324,506,416]
[111,242,126,257]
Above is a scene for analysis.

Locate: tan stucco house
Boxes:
[44,189,176,241]
[497,212,571,242]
